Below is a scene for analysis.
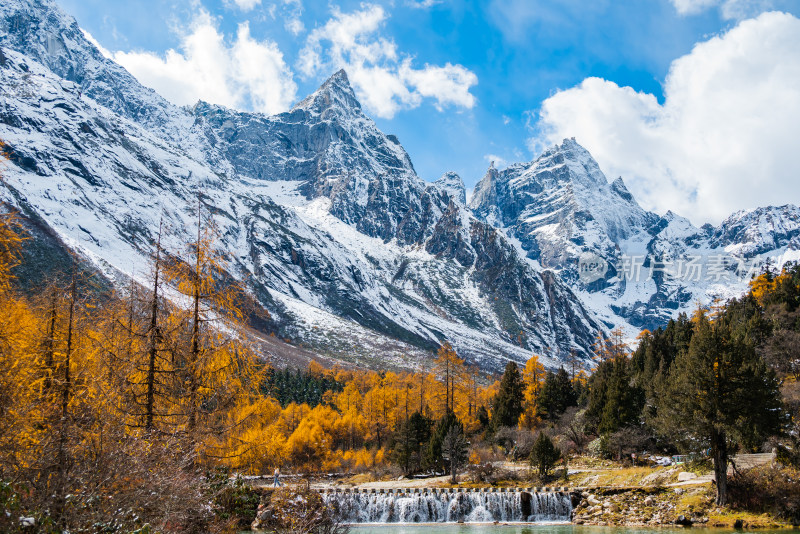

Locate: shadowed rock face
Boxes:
[193,70,428,245]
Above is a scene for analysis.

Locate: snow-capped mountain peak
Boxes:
[432,172,467,205]
[713,205,800,255]
[467,138,799,332]
[292,69,362,118]
[0,0,180,130]
[469,138,658,274]
[610,176,634,203]
[520,137,608,188]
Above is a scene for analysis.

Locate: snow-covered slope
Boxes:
[0,0,609,371]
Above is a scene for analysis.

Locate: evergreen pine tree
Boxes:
[538,368,577,421]
[530,432,561,478]
[656,310,785,505]
[442,425,468,483]
[476,405,490,430]
[427,411,462,472]
[597,359,643,433]
[491,361,524,429]
[393,411,432,474]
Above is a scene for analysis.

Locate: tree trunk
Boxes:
[54,275,77,528]
[43,286,58,395]
[188,215,201,433]
[419,373,425,413]
[445,358,450,413]
[712,430,729,505]
[403,386,410,474]
[145,220,163,431]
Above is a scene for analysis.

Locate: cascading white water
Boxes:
[324,490,572,524]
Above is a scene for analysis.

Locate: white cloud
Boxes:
[259,0,305,35]
[285,17,305,35]
[281,0,305,35]
[297,4,477,118]
[671,0,722,14]
[112,10,297,115]
[406,0,442,8]
[230,0,262,12]
[530,11,800,224]
[670,0,776,19]
[399,60,476,111]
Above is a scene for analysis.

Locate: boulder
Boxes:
[643,496,655,506]
[675,515,693,526]
[677,472,697,482]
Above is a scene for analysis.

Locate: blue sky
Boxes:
[62,0,800,223]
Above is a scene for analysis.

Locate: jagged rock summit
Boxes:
[292,69,363,117]
[470,138,657,270]
[433,172,467,206]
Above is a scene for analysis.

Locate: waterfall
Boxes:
[323,489,572,524]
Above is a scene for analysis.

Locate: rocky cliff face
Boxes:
[0,0,609,370]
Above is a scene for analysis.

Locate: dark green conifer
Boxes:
[538,368,577,421]
[393,411,432,474]
[656,310,785,505]
[529,432,561,478]
[427,411,462,471]
[491,361,524,429]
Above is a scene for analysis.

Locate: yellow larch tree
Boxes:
[0,212,43,484]
[433,341,464,415]
[520,354,546,429]
[160,199,267,463]
[592,329,612,362]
